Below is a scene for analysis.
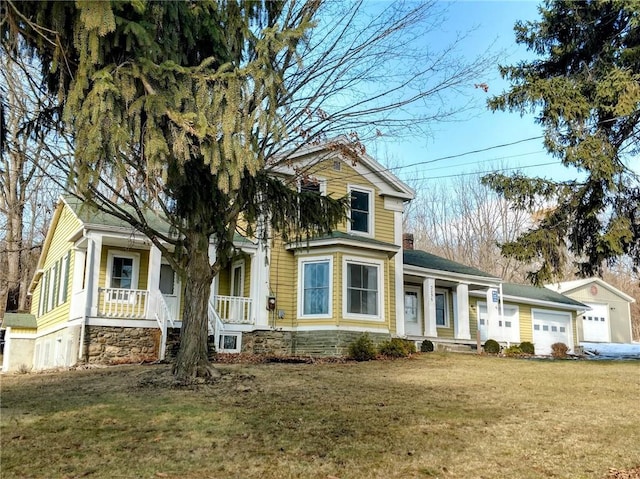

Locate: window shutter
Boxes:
[61,252,70,303]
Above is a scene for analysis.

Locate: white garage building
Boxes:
[546,278,636,344]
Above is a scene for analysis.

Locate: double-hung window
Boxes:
[298,257,332,318]
[348,186,373,235]
[435,291,448,327]
[344,258,383,319]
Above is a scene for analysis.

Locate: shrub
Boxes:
[420,340,434,353]
[503,345,523,357]
[378,338,414,358]
[551,342,569,359]
[519,341,535,355]
[483,339,500,354]
[348,333,377,361]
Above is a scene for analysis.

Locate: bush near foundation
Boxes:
[378,338,415,358]
[519,341,535,355]
[420,340,434,352]
[551,342,569,359]
[348,333,377,361]
[483,339,500,354]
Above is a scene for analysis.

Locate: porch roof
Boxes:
[286,231,399,254]
[63,195,256,247]
[502,283,588,309]
[403,250,499,280]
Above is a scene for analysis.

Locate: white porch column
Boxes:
[394,210,405,337]
[147,246,162,294]
[250,243,270,327]
[485,287,500,340]
[86,234,103,317]
[423,277,437,337]
[147,245,162,310]
[69,248,86,319]
[455,284,471,339]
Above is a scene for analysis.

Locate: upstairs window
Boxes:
[348,186,373,234]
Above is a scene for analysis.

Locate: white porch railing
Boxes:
[211,295,253,324]
[98,288,149,318]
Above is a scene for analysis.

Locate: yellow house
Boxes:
[1,139,591,372]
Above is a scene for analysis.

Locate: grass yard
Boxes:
[1,353,639,479]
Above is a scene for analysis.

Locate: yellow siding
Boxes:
[33,204,81,330]
[11,327,37,334]
[517,304,533,343]
[302,157,397,244]
[270,235,297,328]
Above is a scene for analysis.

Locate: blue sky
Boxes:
[368,0,584,187]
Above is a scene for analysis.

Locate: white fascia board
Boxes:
[499,294,587,312]
[403,265,501,288]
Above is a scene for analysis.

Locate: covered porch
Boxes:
[401,249,503,347]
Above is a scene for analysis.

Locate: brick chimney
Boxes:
[403,233,414,250]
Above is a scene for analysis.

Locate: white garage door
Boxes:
[532,310,572,356]
[581,303,610,343]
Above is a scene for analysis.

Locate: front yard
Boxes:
[1,353,638,478]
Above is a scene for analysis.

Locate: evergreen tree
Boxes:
[483,0,640,285]
[3,0,498,378]
[3,0,349,379]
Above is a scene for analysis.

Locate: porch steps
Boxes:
[433,342,477,354]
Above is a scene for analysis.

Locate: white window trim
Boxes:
[298,176,327,195]
[105,250,140,291]
[230,260,245,297]
[218,332,242,353]
[347,185,375,237]
[342,256,384,321]
[297,256,333,319]
[435,289,450,328]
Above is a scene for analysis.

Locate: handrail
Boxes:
[150,291,175,361]
[208,299,225,351]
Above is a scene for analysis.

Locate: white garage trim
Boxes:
[532,309,573,356]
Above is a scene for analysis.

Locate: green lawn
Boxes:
[1,354,639,478]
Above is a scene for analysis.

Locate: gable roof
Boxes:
[269,136,415,201]
[545,278,636,303]
[403,249,501,281]
[63,195,174,237]
[502,283,588,310]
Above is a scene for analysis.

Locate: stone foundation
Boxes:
[84,326,160,364]
[241,330,391,357]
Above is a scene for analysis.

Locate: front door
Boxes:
[159,263,181,320]
[404,286,422,336]
[229,261,245,321]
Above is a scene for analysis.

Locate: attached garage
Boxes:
[581,303,610,343]
[532,309,573,356]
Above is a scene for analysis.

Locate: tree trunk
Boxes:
[172,231,220,380]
